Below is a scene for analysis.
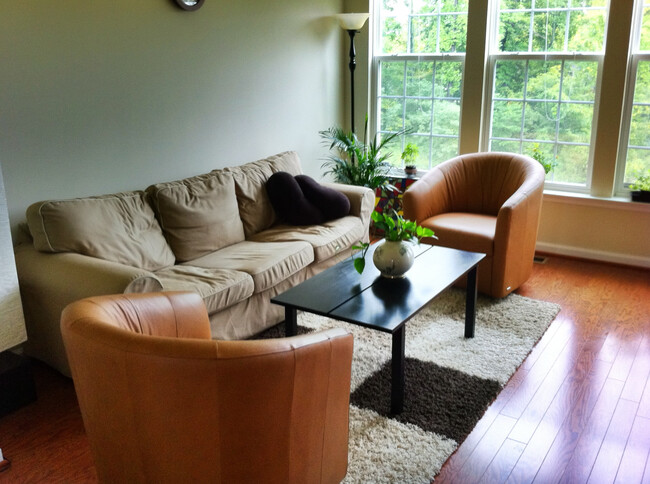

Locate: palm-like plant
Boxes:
[319,120,406,189]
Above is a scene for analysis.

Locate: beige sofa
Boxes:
[15,151,374,376]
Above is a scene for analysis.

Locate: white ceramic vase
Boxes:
[372,239,415,279]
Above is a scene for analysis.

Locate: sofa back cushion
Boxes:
[26,191,175,271]
[224,151,302,238]
[146,171,245,262]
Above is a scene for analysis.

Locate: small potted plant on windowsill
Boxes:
[630,171,650,203]
[401,143,419,176]
[352,210,437,278]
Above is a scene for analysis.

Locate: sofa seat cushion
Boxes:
[223,151,303,238]
[249,215,364,263]
[26,191,175,271]
[154,266,254,314]
[423,212,496,256]
[181,240,313,294]
[146,171,245,262]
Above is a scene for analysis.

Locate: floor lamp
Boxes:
[336,13,369,135]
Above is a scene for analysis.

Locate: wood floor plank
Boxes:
[480,438,527,484]
[587,398,639,484]
[614,415,650,484]
[621,337,650,403]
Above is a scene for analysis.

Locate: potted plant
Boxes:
[401,143,419,175]
[630,171,650,203]
[320,119,407,189]
[352,210,437,278]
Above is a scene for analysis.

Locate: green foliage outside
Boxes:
[374,0,650,187]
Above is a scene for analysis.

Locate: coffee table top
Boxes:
[272,243,485,334]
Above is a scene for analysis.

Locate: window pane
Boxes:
[640,6,650,51]
[434,61,463,97]
[532,11,567,52]
[623,60,650,184]
[558,103,594,144]
[380,98,404,132]
[431,137,459,165]
[497,3,607,54]
[553,144,589,184]
[524,102,558,140]
[405,99,432,133]
[492,101,523,139]
[433,100,460,135]
[491,139,521,152]
[489,59,598,185]
[405,62,433,97]
[381,16,407,54]
[494,60,526,99]
[568,9,606,52]
[381,61,405,96]
[439,14,467,53]
[412,16,438,53]
[498,11,531,52]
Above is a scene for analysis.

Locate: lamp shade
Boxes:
[336,13,369,30]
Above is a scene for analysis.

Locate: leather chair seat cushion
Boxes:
[154,266,254,314]
[423,212,496,256]
[250,215,364,263]
[223,151,303,238]
[181,240,314,294]
[25,191,175,271]
[146,171,245,262]
[266,173,351,226]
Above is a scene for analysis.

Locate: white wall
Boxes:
[0,0,346,235]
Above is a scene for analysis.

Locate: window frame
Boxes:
[481,2,608,193]
[370,1,468,170]
[615,0,650,196]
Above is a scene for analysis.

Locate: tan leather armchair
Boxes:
[61,291,353,484]
[403,152,545,298]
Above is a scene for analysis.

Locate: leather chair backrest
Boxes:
[435,152,540,215]
[61,291,353,483]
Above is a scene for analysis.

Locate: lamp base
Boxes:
[0,351,37,418]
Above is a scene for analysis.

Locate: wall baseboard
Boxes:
[536,242,650,269]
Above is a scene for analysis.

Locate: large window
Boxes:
[617,0,650,192]
[375,0,468,170]
[486,0,608,189]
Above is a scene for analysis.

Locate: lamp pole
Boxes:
[336,13,369,135]
[347,29,358,135]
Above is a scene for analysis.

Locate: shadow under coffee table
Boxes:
[272,243,486,414]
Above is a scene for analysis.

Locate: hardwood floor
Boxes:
[436,256,650,484]
[0,255,648,483]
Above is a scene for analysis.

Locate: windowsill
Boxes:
[543,189,650,213]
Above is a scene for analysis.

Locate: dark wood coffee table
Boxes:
[271,242,485,414]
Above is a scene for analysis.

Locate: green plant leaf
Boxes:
[353,257,365,274]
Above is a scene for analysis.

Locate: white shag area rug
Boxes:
[296,288,561,484]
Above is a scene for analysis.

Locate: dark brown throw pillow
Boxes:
[265,173,351,226]
[265,172,324,225]
[295,175,350,221]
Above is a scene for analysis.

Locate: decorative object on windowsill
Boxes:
[401,143,419,176]
[174,0,204,11]
[630,170,650,203]
[352,210,436,278]
[528,142,557,175]
[336,13,369,134]
[320,118,408,190]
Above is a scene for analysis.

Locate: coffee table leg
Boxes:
[465,265,478,338]
[391,325,406,414]
[285,307,297,336]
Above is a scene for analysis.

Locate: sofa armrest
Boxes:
[14,243,163,376]
[321,182,375,224]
